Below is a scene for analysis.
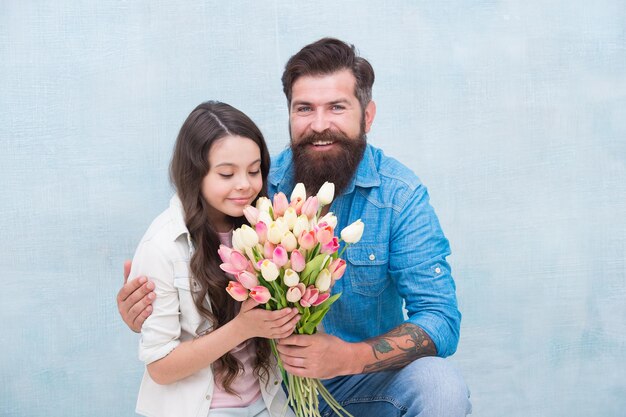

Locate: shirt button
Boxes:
[434,267,441,274]
[369,254,376,261]
[205,394,211,400]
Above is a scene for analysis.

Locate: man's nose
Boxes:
[310,110,330,133]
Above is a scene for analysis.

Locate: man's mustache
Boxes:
[294,130,352,147]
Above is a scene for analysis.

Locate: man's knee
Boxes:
[398,356,471,416]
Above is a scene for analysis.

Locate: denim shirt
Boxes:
[268,144,461,357]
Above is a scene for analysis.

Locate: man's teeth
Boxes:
[313,141,333,146]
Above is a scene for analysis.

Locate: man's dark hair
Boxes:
[281,37,375,112]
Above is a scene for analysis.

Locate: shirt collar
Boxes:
[341,144,381,195]
[168,194,191,242]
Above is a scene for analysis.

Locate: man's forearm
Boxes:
[359,323,437,373]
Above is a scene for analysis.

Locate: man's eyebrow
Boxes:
[329,99,351,105]
[291,99,311,107]
[291,98,351,107]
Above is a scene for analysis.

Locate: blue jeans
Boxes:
[319,357,471,417]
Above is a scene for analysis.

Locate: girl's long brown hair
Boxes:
[169,101,272,394]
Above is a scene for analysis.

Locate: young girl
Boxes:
[128,101,299,417]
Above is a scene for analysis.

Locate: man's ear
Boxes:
[363,101,376,133]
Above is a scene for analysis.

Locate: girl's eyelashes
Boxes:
[218,171,259,178]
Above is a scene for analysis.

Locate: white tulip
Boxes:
[281,231,298,252]
[283,269,300,287]
[239,224,259,248]
[290,183,307,203]
[256,197,272,213]
[258,210,273,226]
[231,229,246,251]
[293,214,311,238]
[341,219,364,244]
[275,218,289,235]
[316,182,335,206]
[315,269,332,292]
[318,212,338,229]
[260,260,279,282]
[267,222,283,245]
[283,207,298,230]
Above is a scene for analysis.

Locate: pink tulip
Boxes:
[237,270,259,289]
[263,241,275,259]
[298,230,317,250]
[312,292,330,306]
[273,245,289,267]
[301,196,319,219]
[290,249,306,272]
[249,286,271,304]
[273,192,289,217]
[299,285,319,308]
[219,250,249,274]
[320,236,340,254]
[315,222,334,246]
[289,197,305,215]
[255,221,268,244]
[218,244,233,264]
[286,283,306,303]
[243,205,259,225]
[226,281,249,301]
[328,258,346,280]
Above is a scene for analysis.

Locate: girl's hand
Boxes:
[235,298,300,340]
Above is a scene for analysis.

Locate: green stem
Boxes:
[269,339,287,385]
[337,242,349,258]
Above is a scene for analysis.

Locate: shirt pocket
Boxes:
[172,260,204,333]
[346,243,390,296]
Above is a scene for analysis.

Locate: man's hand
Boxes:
[276,333,359,379]
[117,260,155,333]
[276,323,437,378]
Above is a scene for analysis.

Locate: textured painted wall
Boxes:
[1,1,624,416]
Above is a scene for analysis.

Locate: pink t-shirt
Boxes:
[210,231,261,409]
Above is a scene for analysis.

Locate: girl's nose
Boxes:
[235,175,250,190]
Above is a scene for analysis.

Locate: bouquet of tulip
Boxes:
[219,181,363,417]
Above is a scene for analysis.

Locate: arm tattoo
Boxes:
[362,323,437,373]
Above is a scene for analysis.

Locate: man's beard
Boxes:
[291,129,366,197]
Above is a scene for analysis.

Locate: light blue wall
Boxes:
[1,1,624,416]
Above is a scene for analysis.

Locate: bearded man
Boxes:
[119,38,472,417]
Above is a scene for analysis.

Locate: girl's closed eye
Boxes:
[219,173,234,178]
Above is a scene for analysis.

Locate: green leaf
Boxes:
[302,321,317,334]
[300,253,328,285]
[305,293,342,326]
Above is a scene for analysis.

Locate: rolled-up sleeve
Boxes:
[129,239,181,364]
[389,184,461,357]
